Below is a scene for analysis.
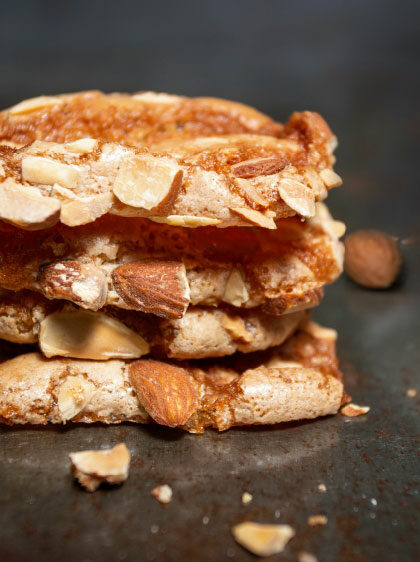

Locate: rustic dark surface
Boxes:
[0,1,419,560]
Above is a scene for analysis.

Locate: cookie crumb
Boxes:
[407,388,417,398]
[242,492,253,505]
[341,403,370,417]
[151,484,172,504]
[318,483,327,492]
[308,515,328,526]
[299,552,318,562]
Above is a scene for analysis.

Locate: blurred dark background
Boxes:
[1,0,419,236]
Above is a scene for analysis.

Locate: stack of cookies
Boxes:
[0,91,346,432]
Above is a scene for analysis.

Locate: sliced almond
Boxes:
[341,403,370,417]
[319,168,342,188]
[151,484,173,504]
[70,443,130,492]
[112,260,190,319]
[302,321,337,342]
[221,314,252,343]
[65,138,98,154]
[39,310,150,360]
[39,260,107,310]
[242,492,253,505]
[231,157,287,179]
[9,95,63,115]
[232,522,295,557]
[112,154,183,212]
[0,181,61,230]
[307,515,328,526]
[57,376,96,421]
[277,177,315,217]
[303,167,327,200]
[22,155,79,189]
[149,215,221,227]
[60,193,113,226]
[234,178,270,208]
[223,269,249,307]
[129,359,199,427]
[230,207,276,229]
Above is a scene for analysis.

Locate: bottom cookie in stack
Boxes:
[0,319,345,433]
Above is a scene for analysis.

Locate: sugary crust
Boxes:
[0,289,305,359]
[0,128,340,227]
[0,326,344,432]
[0,203,344,315]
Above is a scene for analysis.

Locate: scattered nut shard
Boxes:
[230,207,276,229]
[0,182,61,230]
[151,484,173,504]
[341,403,370,417]
[57,376,96,421]
[242,492,253,505]
[70,443,130,492]
[307,515,328,526]
[277,176,315,217]
[112,260,190,319]
[22,155,79,189]
[319,168,342,188]
[223,269,249,307]
[113,154,183,211]
[39,260,107,310]
[39,310,150,360]
[129,359,199,427]
[406,388,418,398]
[232,522,295,557]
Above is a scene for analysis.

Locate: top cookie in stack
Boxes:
[0,92,346,432]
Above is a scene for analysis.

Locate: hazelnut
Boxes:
[344,230,402,288]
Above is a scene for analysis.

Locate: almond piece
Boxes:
[151,484,173,504]
[223,269,249,307]
[9,95,63,115]
[232,157,287,179]
[57,376,96,421]
[39,310,150,360]
[70,443,130,492]
[21,155,79,188]
[303,167,328,200]
[319,168,342,188]
[112,260,190,319]
[149,215,221,227]
[129,359,199,427]
[221,314,252,343]
[302,321,337,342]
[230,207,276,229]
[307,515,328,526]
[341,403,370,417]
[65,138,98,153]
[242,492,253,505]
[0,181,61,230]
[112,154,183,212]
[277,176,315,217]
[39,260,107,310]
[60,193,113,226]
[234,178,270,208]
[232,522,295,557]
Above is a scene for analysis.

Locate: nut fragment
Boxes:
[223,269,249,307]
[39,310,150,360]
[232,522,295,557]
[307,515,328,526]
[230,207,276,229]
[406,388,418,398]
[0,181,61,230]
[112,260,190,319]
[341,403,370,417]
[57,376,96,421]
[151,484,173,504]
[112,154,183,211]
[129,359,199,427]
[70,443,130,492]
[318,483,327,492]
[277,176,315,217]
[9,95,63,115]
[21,155,79,188]
[39,260,107,310]
[319,168,342,188]
[242,492,253,505]
[60,193,113,226]
[221,315,252,343]
[232,156,287,179]
[344,230,402,289]
[65,138,98,153]
[149,215,221,227]
[302,321,337,342]
[234,178,270,208]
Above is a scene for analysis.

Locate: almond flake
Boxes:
[9,96,63,115]
[341,403,370,417]
[307,515,328,526]
[230,207,276,229]
[60,193,113,226]
[150,215,221,227]
[319,168,342,188]
[39,310,150,360]
[65,138,98,153]
[151,484,173,504]
[22,155,79,188]
[234,178,270,208]
[232,522,295,557]
[112,154,183,212]
[70,443,130,492]
[303,321,337,342]
[57,376,96,421]
[223,269,249,307]
[277,177,315,217]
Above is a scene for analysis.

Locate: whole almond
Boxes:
[129,359,199,427]
[344,230,402,288]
